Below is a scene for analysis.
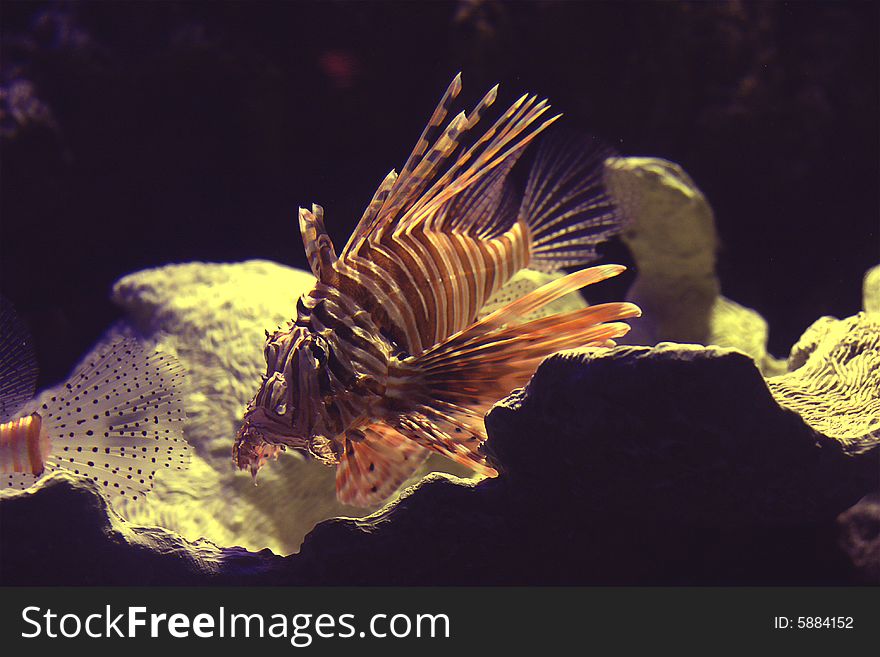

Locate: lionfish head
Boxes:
[233,325,339,479]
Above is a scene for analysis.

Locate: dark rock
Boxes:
[838,493,880,584]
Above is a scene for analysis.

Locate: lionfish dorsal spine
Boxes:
[299,203,338,285]
[344,169,399,260]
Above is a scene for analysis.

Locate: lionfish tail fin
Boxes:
[0,297,38,423]
[391,267,640,478]
[336,422,430,507]
[521,133,622,272]
[34,338,191,502]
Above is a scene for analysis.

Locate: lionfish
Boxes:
[0,298,190,504]
[234,74,641,506]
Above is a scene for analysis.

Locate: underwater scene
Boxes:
[1,1,877,585]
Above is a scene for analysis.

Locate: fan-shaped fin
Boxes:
[336,422,430,507]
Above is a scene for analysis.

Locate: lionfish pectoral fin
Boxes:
[461,265,636,333]
[392,412,499,479]
[299,204,338,284]
[336,423,430,507]
[394,267,641,476]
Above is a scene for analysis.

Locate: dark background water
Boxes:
[2,0,878,388]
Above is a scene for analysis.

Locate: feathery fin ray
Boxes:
[337,73,561,261]
[521,134,622,272]
[382,267,639,479]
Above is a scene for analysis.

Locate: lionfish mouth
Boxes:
[233,410,305,480]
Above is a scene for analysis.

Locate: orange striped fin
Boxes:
[439,156,519,238]
[385,310,636,483]
[338,77,470,261]
[409,317,633,447]
[345,83,501,253]
[337,75,556,261]
[299,204,338,285]
[402,95,558,231]
[398,73,463,185]
[382,269,641,479]
[380,110,470,240]
[343,168,398,259]
[475,265,627,329]
[419,305,640,372]
[425,265,630,354]
[366,74,464,234]
[336,422,430,507]
[392,412,498,478]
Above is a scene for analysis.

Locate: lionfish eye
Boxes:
[264,373,289,417]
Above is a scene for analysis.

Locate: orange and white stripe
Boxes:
[0,413,51,476]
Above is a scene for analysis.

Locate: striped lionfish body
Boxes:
[234,74,641,506]
[0,298,190,503]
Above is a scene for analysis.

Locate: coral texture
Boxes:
[769,313,879,452]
